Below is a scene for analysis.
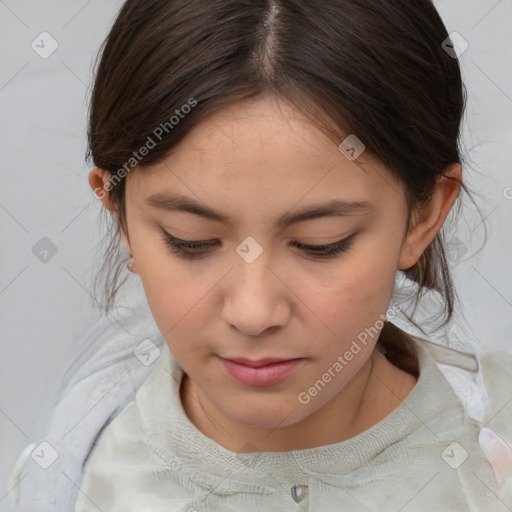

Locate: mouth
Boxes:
[224,356,301,367]
[219,356,303,387]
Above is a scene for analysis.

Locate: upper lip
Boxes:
[221,356,301,368]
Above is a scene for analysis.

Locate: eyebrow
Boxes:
[144,193,374,230]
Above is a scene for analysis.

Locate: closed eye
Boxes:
[160,230,357,261]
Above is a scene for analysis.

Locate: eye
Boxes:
[289,235,356,259]
[160,231,219,260]
[160,230,357,260]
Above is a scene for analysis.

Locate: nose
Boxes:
[237,324,280,337]
[224,252,290,337]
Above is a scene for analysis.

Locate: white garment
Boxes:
[3,303,163,512]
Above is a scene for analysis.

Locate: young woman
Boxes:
[6,1,512,510]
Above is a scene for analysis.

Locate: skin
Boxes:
[89,95,462,454]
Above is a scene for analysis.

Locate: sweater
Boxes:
[4,305,512,512]
[73,333,512,511]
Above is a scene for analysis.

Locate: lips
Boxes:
[224,357,300,368]
[219,356,303,386]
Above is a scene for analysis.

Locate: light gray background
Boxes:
[1,0,511,499]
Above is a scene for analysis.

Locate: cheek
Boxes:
[304,253,397,342]
[142,282,211,371]
[135,258,220,362]
[131,235,197,340]
[142,275,206,342]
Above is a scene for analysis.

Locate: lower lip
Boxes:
[220,357,302,387]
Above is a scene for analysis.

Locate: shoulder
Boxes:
[478,349,512,402]
[4,308,165,511]
[399,340,512,508]
[478,349,512,439]
[476,350,512,485]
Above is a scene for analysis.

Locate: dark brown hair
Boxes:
[86,0,486,374]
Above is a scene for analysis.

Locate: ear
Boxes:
[398,163,462,270]
[88,167,132,256]
[88,167,116,213]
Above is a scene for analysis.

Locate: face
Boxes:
[101,96,417,430]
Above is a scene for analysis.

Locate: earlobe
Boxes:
[398,163,462,271]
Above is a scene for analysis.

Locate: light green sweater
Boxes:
[75,338,512,511]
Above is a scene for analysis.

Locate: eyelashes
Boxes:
[289,236,355,259]
[160,230,357,261]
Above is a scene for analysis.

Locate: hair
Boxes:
[85,0,487,376]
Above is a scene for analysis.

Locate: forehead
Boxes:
[127,96,405,214]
